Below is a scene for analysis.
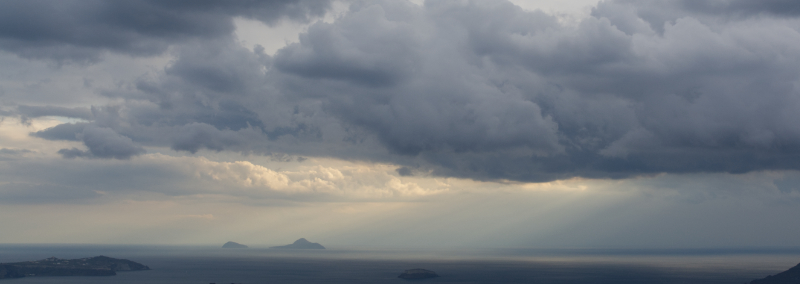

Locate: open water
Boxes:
[1,245,799,284]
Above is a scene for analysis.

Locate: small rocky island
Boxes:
[222,241,248,248]
[398,268,439,280]
[270,238,325,249]
[749,262,800,284]
[0,256,149,279]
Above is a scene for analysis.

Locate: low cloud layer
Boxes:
[0,152,446,204]
[5,0,800,182]
[17,105,93,121]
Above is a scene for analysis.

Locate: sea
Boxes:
[1,245,800,284]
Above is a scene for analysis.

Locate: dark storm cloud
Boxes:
[27,37,312,157]
[0,0,330,62]
[643,0,800,18]
[682,0,800,16]
[19,0,800,182]
[593,0,800,35]
[270,0,800,181]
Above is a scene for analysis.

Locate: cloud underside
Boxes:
[8,0,800,182]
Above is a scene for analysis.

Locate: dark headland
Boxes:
[0,256,149,280]
[749,262,800,284]
[398,268,439,280]
[270,238,325,249]
[222,241,248,248]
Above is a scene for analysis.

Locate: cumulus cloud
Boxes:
[12,0,800,182]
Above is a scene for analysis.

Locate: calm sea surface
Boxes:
[1,245,799,284]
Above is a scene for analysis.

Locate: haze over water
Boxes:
[2,245,799,284]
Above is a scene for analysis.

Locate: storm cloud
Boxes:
[9,0,800,182]
[0,0,331,62]
[271,0,800,180]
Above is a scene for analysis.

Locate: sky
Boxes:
[2,0,800,249]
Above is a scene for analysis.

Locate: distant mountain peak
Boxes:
[271,238,325,249]
[222,241,248,249]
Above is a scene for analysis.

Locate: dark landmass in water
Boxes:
[270,238,325,249]
[398,268,439,280]
[750,262,800,284]
[222,241,248,249]
[0,256,149,279]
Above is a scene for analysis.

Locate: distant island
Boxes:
[0,256,149,280]
[398,268,439,280]
[749,262,800,284]
[270,238,325,249]
[222,241,248,248]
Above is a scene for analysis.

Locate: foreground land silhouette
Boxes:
[749,262,800,284]
[0,256,149,279]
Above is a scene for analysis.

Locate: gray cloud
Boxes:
[685,0,800,17]
[0,182,103,203]
[170,123,246,153]
[396,166,412,177]
[80,126,146,159]
[17,0,800,182]
[0,157,189,204]
[31,122,88,141]
[0,148,31,155]
[0,0,331,62]
[17,105,94,120]
[38,124,146,159]
[0,148,33,161]
[271,0,800,181]
[57,148,92,159]
[593,0,800,35]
